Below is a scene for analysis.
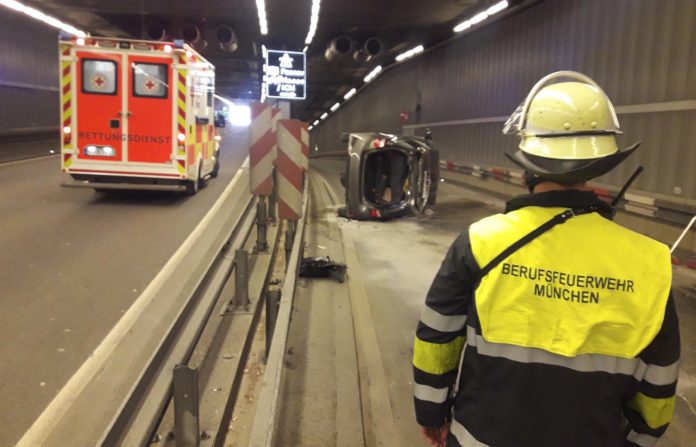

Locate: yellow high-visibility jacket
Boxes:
[413,190,679,447]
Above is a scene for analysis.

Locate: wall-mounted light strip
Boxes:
[453,0,508,33]
[0,0,86,37]
[395,44,424,62]
[304,0,321,45]
[255,0,268,35]
[344,88,357,100]
[330,102,340,112]
[320,112,328,120]
[363,65,382,83]
[313,120,320,126]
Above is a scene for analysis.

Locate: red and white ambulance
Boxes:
[59,35,220,194]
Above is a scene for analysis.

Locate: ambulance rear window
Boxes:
[132,63,168,99]
[82,59,117,95]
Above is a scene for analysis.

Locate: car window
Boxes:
[132,63,168,98]
[82,59,117,95]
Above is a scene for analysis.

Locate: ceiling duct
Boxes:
[353,37,384,63]
[215,25,238,52]
[364,37,383,58]
[324,36,353,61]
[181,23,202,43]
[181,24,207,51]
[145,22,167,41]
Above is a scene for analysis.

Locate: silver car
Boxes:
[338,132,439,220]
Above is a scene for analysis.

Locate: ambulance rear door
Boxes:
[75,51,124,161]
[127,55,175,164]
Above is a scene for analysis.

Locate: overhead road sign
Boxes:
[264,50,306,100]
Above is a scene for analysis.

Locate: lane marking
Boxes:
[17,157,250,447]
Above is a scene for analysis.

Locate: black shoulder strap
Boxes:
[478,206,599,278]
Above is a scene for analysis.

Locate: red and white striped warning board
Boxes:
[271,107,282,162]
[249,102,275,195]
[276,119,309,220]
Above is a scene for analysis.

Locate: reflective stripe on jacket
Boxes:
[413,190,680,447]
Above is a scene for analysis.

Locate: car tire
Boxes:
[210,151,220,178]
[185,165,202,195]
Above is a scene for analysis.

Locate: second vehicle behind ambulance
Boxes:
[59,35,220,194]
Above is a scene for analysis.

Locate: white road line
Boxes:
[16,157,250,447]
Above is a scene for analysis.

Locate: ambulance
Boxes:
[58,35,220,194]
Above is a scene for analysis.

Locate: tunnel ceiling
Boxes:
[26,0,491,121]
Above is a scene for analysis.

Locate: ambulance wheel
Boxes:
[185,179,199,195]
[211,153,220,179]
[198,164,208,188]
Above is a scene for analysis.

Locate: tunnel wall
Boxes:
[0,9,59,135]
[311,0,696,201]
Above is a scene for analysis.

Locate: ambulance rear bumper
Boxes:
[61,180,187,191]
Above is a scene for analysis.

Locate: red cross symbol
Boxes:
[145,79,156,91]
[92,75,106,87]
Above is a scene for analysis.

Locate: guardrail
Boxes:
[249,181,309,447]
[440,160,696,227]
[17,161,258,446]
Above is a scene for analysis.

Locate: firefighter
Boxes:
[413,71,680,447]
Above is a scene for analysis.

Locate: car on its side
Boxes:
[338,132,439,220]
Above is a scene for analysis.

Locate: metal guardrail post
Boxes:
[268,169,277,224]
[285,220,296,269]
[234,249,250,310]
[256,196,268,252]
[173,365,200,447]
[265,289,281,359]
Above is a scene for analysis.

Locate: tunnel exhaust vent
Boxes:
[181,23,208,51]
[145,23,167,41]
[353,37,383,63]
[216,25,239,52]
[324,36,353,61]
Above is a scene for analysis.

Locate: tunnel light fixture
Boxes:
[313,120,320,126]
[304,0,321,45]
[320,112,328,120]
[0,0,87,37]
[303,46,308,53]
[453,0,508,33]
[344,88,357,100]
[330,102,340,112]
[453,20,471,33]
[395,44,424,62]
[255,0,268,35]
[363,65,382,83]
[487,0,509,16]
[308,125,313,131]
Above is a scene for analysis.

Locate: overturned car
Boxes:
[338,132,439,220]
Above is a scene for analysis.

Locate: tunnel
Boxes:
[0,1,694,446]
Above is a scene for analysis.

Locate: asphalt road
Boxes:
[0,126,249,447]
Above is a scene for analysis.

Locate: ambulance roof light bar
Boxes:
[1,0,86,37]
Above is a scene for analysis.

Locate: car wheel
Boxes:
[185,165,202,195]
[211,151,220,178]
